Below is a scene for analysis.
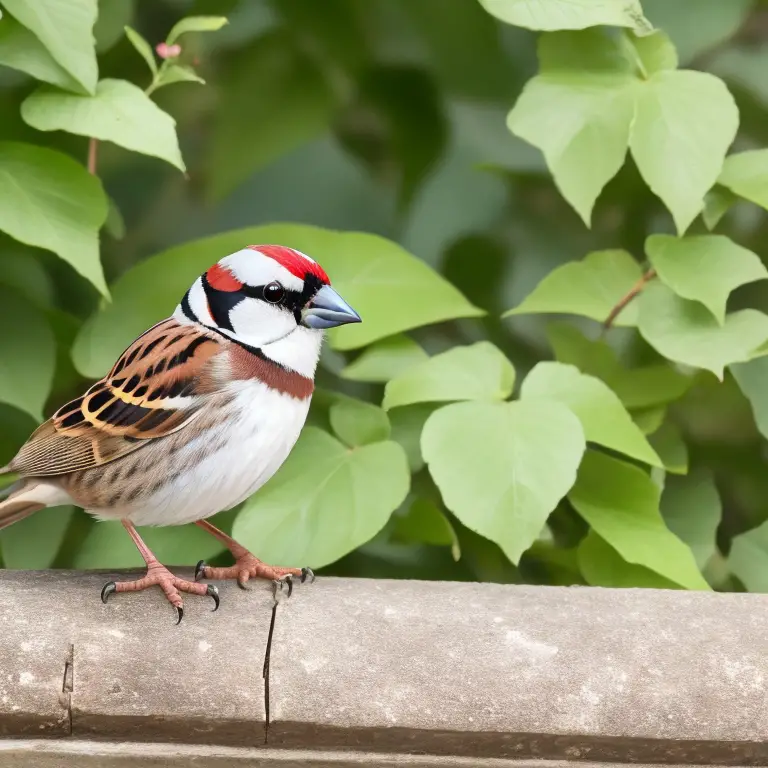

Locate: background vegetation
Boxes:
[2,0,768,594]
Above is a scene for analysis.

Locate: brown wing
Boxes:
[11,319,224,478]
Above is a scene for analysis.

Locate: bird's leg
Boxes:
[101,520,219,624]
[194,519,314,595]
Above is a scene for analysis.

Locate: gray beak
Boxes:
[301,284,362,329]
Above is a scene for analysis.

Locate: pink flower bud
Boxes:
[156,42,181,59]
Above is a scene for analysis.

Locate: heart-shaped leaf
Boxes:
[638,282,768,378]
[422,400,586,563]
[646,234,767,324]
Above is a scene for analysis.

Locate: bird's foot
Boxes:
[195,552,314,597]
[101,561,220,624]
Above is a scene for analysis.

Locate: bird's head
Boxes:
[177,245,361,353]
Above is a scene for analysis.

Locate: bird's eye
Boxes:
[263,281,285,304]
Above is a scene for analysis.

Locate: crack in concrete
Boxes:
[262,599,279,745]
[58,644,74,735]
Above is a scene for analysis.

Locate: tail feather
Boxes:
[0,482,66,532]
[0,499,45,531]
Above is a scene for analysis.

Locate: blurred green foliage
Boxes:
[4,0,768,593]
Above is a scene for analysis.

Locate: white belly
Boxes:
[108,381,310,526]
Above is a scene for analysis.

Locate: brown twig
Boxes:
[603,268,657,332]
[87,137,98,175]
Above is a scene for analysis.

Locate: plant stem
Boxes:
[87,137,98,174]
[603,268,657,331]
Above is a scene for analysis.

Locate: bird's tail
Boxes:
[0,497,45,531]
[0,479,61,532]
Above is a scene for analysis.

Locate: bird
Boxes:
[0,244,361,623]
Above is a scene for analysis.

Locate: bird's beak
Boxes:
[301,285,362,329]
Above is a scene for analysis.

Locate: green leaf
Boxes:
[72,224,482,377]
[152,64,205,91]
[340,335,428,383]
[0,287,55,420]
[731,356,768,441]
[330,398,391,447]
[578,531,681,589]
[507,33,635,225]
[0,505,74,569]
[210,33,335,199]
[73,519,225,569]
[633,406,666,436]
[0,142,108,295]
[638,283,768,379]
[629,70,738,234]
[0,15,80,89]
[702,187,737,230]
[94,0,134,54]
[661,469,720,570]
[568,450,710,589]
[642,0,752,65]
[393,498,460,561]
[166,15,228,46]
[21,79,185,172]
[383,342,515,410]
[477,0,652,33]
[719,150,768,211]
[422,400,586,564]
[521,362,661,467]
[729,520,768,592]
[506,250,642,325]
[648,422,688,475]
[233,428,410,569]
[629,30,677,75]
[104,195,125,240]
[123,25,157,76]
[1,0,98,94]
[389,404,434,474]
[645,234,767,325]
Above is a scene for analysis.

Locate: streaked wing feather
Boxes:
[11,320,223,477]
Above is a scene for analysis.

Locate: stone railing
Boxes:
[0,570,766,767]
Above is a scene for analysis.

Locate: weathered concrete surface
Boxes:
[0,569,271,744]
[267,580,768,763]
[1,572,768,764]
[0,742,752,768]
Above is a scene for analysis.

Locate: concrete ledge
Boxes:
[0,571,766,765]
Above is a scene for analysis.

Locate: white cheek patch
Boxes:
[227,298,298,348]
[220,249,304,292]
[186,279,214,325]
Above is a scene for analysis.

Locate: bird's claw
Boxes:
[101,581,117,604]
[207,584,220,612]
[195,559,207,582]
[175,605,183,625]
[301,567,315,584]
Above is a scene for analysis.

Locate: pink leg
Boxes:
[194,519,315,594]
[101,520,220,623]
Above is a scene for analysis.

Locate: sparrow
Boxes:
[0,245,361,622]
